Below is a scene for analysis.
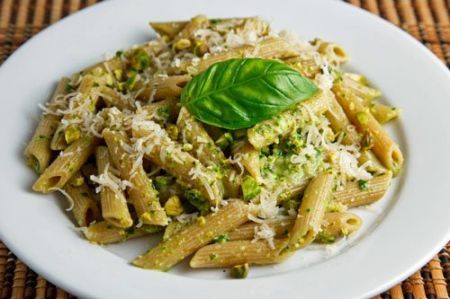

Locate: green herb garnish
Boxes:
[181,58,318,130]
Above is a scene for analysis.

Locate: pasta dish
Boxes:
[25,16,403,278]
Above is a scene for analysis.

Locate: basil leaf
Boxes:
[181,58,318,130]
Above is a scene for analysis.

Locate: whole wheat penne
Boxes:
[369,103,400,124]
[325,95,360,145]
[141,97,180,124]
[333,172,392,207]
[132,200,249,270]
[177,107,240,197]
[288,172,334,250]
[25,78,70,173]
[358,150,387,175]
[62,75,104,145]
[228,212,361,242]
[63,175,100,227]
[83,221,162,245]
[172,37,298,75]
[318,212,361,242]
[150,21,188,38]
[342,75,381,103]
[50,124,68,150]
[190,239,291,268]
[232,141,262,183]
[132,121,223,205]
[33,135,97,193]
[276,177,310,203]
[317,41,349,65]
[228,219,294,241]
[25,115,60,174]
[284,53,321,79]
[136,75,191,102]
[247,90,330,150]
[95,146,133,228]
[174,15,209,42]
[333,82,403,174]
[103,129,168,226]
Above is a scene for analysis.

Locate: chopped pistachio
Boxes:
[196,216,206,225]
[174,38,192,50]
[230,263,249,279]
[164,195,184,216]
[64,126,81,144]
[182,143,193,151]
[356,111,369,125]
[242,176,261,201]
[166,124,179,140]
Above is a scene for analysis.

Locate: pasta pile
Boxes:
[25,16,403,277]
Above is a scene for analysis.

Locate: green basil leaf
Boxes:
[181,58,318,130]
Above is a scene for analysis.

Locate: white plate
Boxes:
[0,0,449,298]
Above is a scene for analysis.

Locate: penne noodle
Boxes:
[132,121,223,205]
[63,175,100,227]
[288,172,334,250]
[369,103,400,124]
[333,82,403,175]
[33,135,97,193]
[333,172,392,207]
[133,200,249,270]
[25,78,70,173]
[190,239,291,268]
[103,129,168,226]
[177,107,240,197]
[141,97,180,124]
[83,221,162,245]
[232,141,262,183]
[228,212,361,242]
[325,95,360,145]
[317,41,349,65]
[95,146,133,228]
[342,75,381,103]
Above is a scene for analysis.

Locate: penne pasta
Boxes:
[177,107,240,198]
[133,200,249,271]
[95,146,133,228]
[33,135,97,193]
[333,82,404,174]
[83,221,162,245]
[190,239,291,268]
[63,175,100,227]
[25,78,70,173]
[228,212,361,243]
[333,172,392,207]
[288,172,334,250]
[102,129,168,226]
[132,121,223,205]
[369,103,400,124]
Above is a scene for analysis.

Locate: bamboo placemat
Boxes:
[0,0,449,298]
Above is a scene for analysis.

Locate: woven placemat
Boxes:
[0,0,449,298]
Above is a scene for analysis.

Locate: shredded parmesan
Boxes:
[55,188,75,211]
